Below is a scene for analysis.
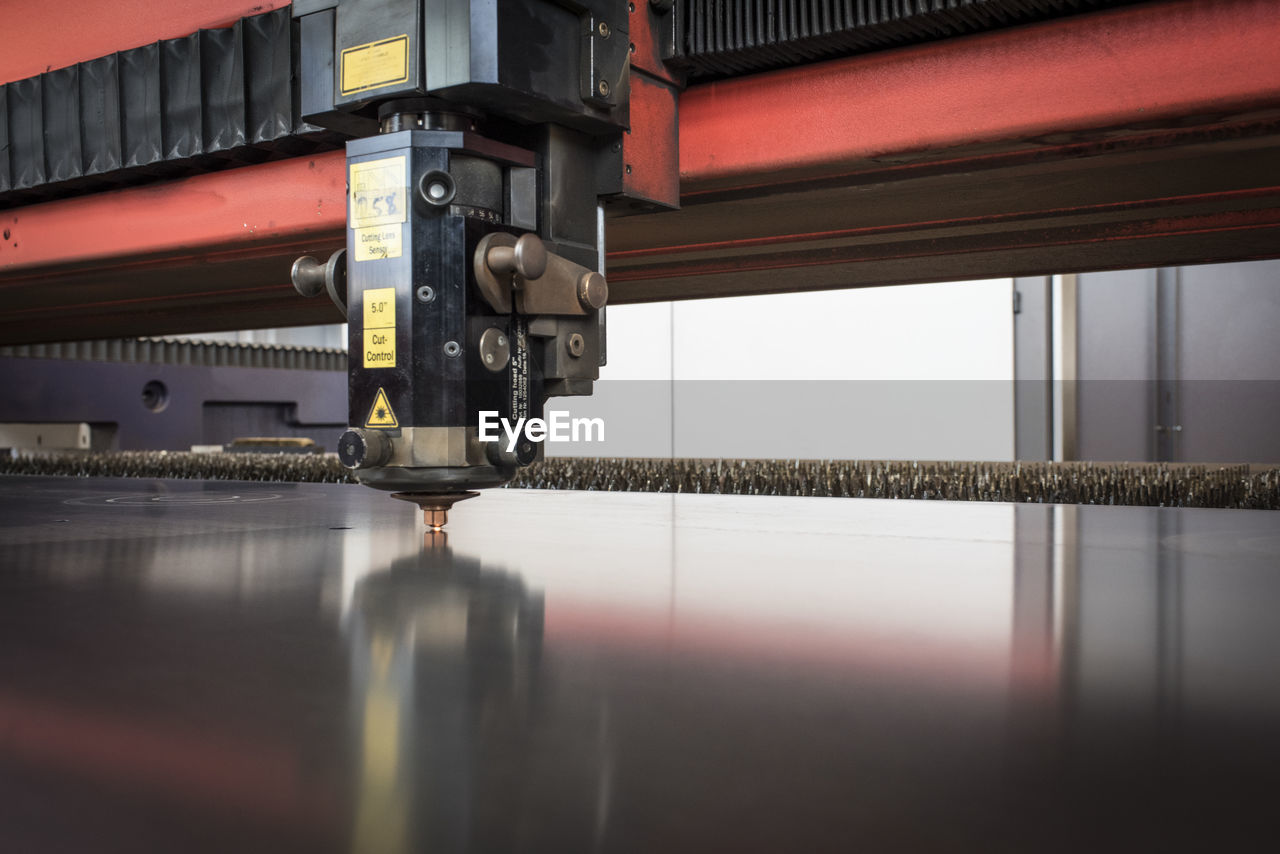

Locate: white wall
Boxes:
[552,279,1016,461]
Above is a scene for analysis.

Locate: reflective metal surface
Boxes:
[2,476,1279,852]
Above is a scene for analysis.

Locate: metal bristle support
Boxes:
[1,452,1276,510]
[510,458,1280,510]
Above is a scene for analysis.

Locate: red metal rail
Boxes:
[2,0,1279,340]
[675,0,1280,194]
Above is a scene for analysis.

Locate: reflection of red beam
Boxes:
[0,693,338,830]
[543,601,1051,690]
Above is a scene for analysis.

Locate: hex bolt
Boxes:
[598,79,610,97]
[598,21,611,37]
[416,285,436,303]
[567,333,586,358]
[444,340,462,358]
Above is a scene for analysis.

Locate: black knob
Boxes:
[338,428,392,469]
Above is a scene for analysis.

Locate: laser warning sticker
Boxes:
[365,388,399,428]
[354,224,403,262]
[363,287,396,368]
[349,156,407,230]
[340,34,409,96]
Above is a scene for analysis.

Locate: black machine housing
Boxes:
[292,0,637,493]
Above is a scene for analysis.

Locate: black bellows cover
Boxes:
[670,0,1138,78]
[0,1,1141,205]
[0,7,336,208]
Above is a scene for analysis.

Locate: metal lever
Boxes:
[484,233,548,281]
[474,233,608,316]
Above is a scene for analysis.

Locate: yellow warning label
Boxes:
[349,156,407,230]
[365,387,399,428]
[354,224,403,262]
[340,34,409,96]
[363,286,396,368]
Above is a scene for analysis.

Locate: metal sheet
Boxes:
[2,476,1279,850]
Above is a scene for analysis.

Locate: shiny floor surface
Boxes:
[2,476,1280,852]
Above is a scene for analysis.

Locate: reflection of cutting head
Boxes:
[347,543,544,854]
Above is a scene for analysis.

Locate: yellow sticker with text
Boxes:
[363,287,396,368]
[363,328,396,368]
[365,387,399,428]
[340,35,409,96]
[349,156,407,229]
[354,224,403,262]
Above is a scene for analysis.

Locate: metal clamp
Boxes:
[473,233,607,316]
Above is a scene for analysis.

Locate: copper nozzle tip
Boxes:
[391,491,480,529]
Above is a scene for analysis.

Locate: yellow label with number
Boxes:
[363,287,396,368]
[349,156,407,230]
[340,35,409,96]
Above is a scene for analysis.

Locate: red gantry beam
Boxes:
[2,0,1280,341]
[674,0,1280,194]
[0,154,350,341]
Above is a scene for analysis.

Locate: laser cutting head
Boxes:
[328,114,609,499]
[287,0,681,523]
